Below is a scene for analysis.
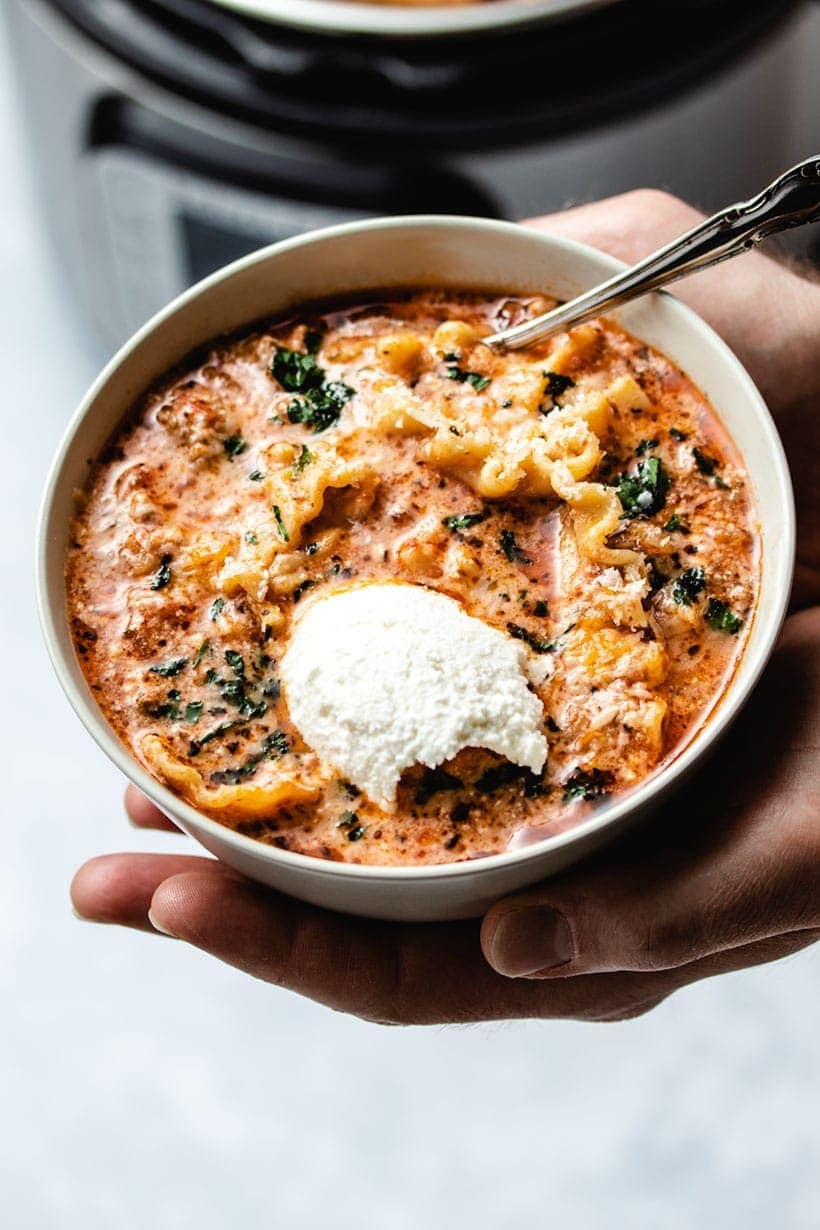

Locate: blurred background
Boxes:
[3,1,819,1226]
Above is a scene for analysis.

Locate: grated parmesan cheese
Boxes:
[280,581,548,809]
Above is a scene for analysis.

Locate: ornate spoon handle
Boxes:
[486,157,820,351]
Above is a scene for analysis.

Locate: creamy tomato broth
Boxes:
[66,290,758,865]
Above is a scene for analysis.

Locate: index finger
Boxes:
[125,784,182,833]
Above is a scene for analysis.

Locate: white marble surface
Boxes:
[2,25,819,1230]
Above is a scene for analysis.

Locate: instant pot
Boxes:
[6,0,820,354]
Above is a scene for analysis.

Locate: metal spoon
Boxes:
[486,156,820,351]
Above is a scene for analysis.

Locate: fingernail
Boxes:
[147,907,176,938]
[490,907,574,978]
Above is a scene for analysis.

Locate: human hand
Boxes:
[70,193,820,1024]
[525,190,820,607]
[72,606,820,1025]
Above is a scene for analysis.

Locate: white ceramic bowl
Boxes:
[37,216,794,922]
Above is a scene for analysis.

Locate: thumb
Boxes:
[480,804,819,980]
[481,609,820,980]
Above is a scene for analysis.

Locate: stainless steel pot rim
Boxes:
[204,0,621,40]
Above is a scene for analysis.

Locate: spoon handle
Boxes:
[487,156,820,351]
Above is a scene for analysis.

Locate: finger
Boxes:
[523,188,707,266]
[523,189,820,412]
[71,852,230,933]
[71,853,818,1024]
[146,867,686,1024]
[147,869,820,1023]
[125,784,182,833]
[73,850,647,1021]
[482,608,820,980]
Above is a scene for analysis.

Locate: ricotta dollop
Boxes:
[280,582,548,809]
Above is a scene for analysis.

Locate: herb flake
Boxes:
[442,511,488,532]
[506,622,555,654]
[292,444,315,475]
[543,371,575,404]
[149,657,187,678]
[446,365,491,392]
[616,456,670,518]
[673,567,706,606]
[692,447,718,476]
[223,435,247,460]
[705,598,743,634]
[272,504,289,542]
[150,554,173,591]
[563,768,610,802]
[500,530,532,566]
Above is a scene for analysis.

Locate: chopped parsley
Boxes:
[500,530,532,566]
[193,639,210,667]
[184,701,204,724]
[223,435,247,460]
[292,444,315,475]
[673,567,706,606]
[563,768,610,802]
[669,427,687,441]
[225,650,245,677]
[442,511,488,532]
[149,656,187,678]
[189,719,238,755]
[248,470,265,482]
[209,596,225,621]
[534,599,549,617]
[542,371,575,405]
[272,504,289,542]
[150,554,172,591]
[287,381,354,433]
[446,365,491,392]
[705,598,743,634]
[616,456,670,518]
[336,809,365,841]
[692,447,718,476]
[506,622,555,654]
[245,531,258,545]
[270,344,323,393]
[663,513,688,533]
[635,438,659,455]
[207,729,289,783]
[293,579,316,602]
[271,343,355,432]
[205,659,268,721]
[263,729,289,759]
[145,689,182,721]
[476,762,544,798]
[715,475,731,491]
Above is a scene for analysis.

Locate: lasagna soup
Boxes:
[67,291,758,865]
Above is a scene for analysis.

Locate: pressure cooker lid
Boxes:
[53,0,797,147]
[200,0,622,41]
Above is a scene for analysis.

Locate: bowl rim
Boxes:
[36,213,795,884]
